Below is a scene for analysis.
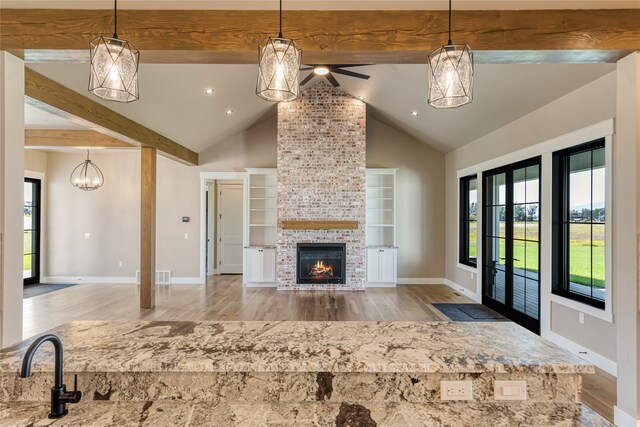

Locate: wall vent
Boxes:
[135,270,172,285]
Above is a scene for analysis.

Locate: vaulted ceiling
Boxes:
[25,63,614,153]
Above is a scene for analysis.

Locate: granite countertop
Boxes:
[0,321,593,375]
[0,401,613,427]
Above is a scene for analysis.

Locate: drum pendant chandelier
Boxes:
[427,0,474,109]
[70,151,105,191]
[256,0,302,102]
[89,0,140,103]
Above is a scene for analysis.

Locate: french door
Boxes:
[482,157,541,334]
[24,178,41,286]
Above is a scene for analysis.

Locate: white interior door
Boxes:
[217,183,244,274]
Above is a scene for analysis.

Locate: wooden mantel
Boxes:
[281,220,359,230]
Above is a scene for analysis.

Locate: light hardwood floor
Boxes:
[22,275,614,422]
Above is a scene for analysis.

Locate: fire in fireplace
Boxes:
[297,243,346,285]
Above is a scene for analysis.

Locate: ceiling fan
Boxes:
[299,65,371,87]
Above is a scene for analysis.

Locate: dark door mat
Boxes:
[432,303,508,322]
[23,283,78,299]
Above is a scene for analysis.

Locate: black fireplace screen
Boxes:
[297,243,346,284]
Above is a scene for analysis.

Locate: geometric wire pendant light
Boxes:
[256,0,302,102]
[70,151,105,191]
[89,0,140,103]
[427,0,474,109]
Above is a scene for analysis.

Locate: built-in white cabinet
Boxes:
[366,247,398,286]
[366,168,398,286]
[244,168,277,287]
[245,247,276,285]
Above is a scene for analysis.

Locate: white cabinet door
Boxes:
[367,247,397,285]
[378,248,397,284]
[262,248,276,283]
[245,248,263,283]
[366,248,380,283]
[245,248,276,285]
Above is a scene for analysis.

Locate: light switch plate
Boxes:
[84,233,91,239]
[494,380,527,401]
[440,381,473,401]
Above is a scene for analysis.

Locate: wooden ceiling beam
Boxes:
[25,129,132,148]
[24,68,199,165]
[0,9,640,63]
[2,9,639,64]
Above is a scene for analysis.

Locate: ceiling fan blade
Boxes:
[300,73,315,86]
[325,73,340,87]
[331,69,371,80]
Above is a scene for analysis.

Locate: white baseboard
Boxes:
[42,276,136,284]
[542,330,617,377]
[366,282,397,288]
[396,278,446,285]
[444,279,482,303]
[41,276,204,285]
[614,406,640,427]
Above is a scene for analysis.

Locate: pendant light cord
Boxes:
[113,0,118,38]
[448,0,452,45]
[278,0,283,38]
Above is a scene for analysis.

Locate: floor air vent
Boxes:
[135,270,172,285]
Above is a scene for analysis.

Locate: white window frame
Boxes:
[456,119,614,324]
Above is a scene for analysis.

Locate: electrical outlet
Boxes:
[440,381,473,401]
[579,312,585,324]
[470,272,474,280]
[118,261,124,267]
[84,233,91,239]
[494,380,527,401]
[184,233,189,239]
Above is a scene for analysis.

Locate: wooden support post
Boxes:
[140,147,157,309]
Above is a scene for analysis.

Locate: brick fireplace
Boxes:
[276,81,366,290]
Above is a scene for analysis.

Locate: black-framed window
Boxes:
[459,175,478,267]
[552,138,606,309]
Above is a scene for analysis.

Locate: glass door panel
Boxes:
[24,178,41,285]
[483,158,540,333]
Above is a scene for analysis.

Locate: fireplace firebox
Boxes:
[297,243,346,285]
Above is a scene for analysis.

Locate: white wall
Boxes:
[614,52,640,425]
[445,72,618,365]
[0,52,25,347]
[39,112,446,282]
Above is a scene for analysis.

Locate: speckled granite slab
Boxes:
[0,321,593,374]
[0,371,581,404]
[0,401,613,427]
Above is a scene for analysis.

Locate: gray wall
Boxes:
[444,71,617,360]
[35,113,446,281]
[367,117,445,279]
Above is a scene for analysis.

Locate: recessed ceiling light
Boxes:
[411,111,419,117]
[314,66,330,76]
[225,109,234,115]
[205,88,214,95]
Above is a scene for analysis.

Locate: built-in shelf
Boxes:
[366,168,397,248]
[245,168,278,287]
